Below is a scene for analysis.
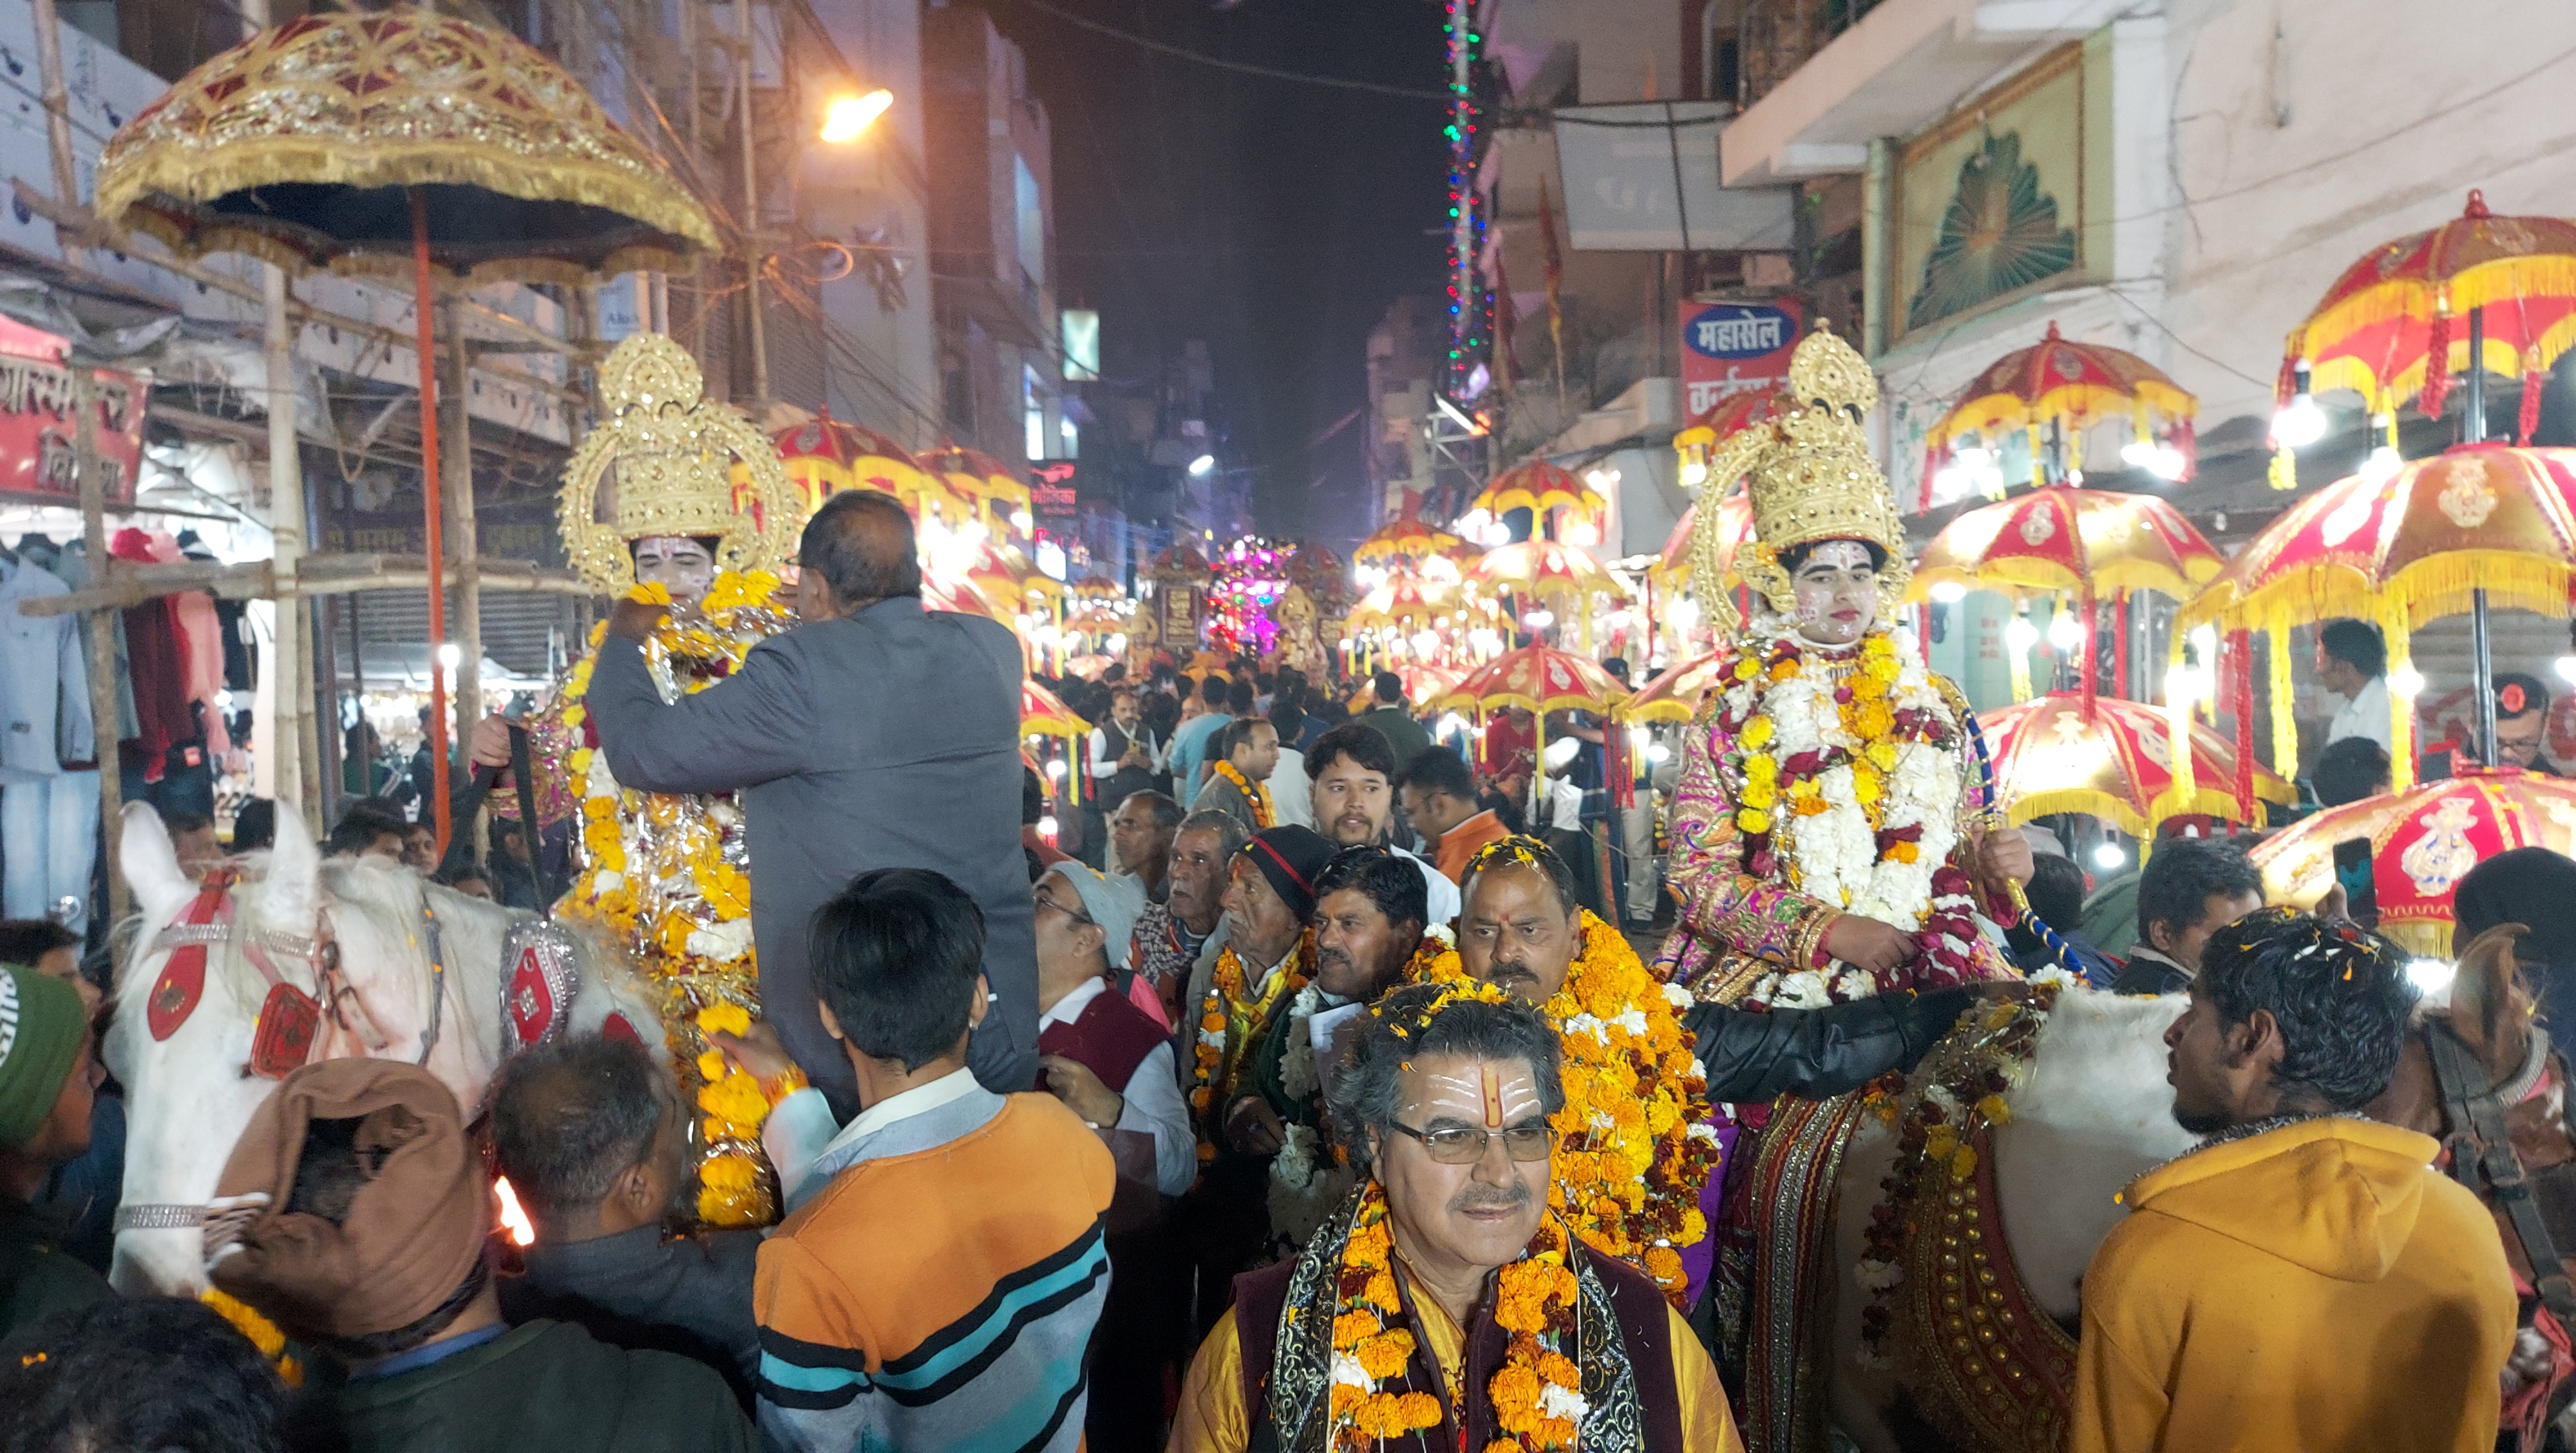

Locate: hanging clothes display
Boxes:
[111,528,204,806]
[28,537,138,746]
[140,531,230,757]
[178,531,253,690]
[0,547,99,927]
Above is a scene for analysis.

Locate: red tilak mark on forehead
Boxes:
[1482,1066,1504,1129]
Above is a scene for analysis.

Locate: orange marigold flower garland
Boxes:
[1190,932,1313,1163]
[556,573,795,1226]
[1411,913,1719,1305]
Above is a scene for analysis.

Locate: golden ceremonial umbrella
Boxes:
[1976,692,2293,837]
[1464,539,1627,651]
[2248,768,2576,956]
[93,7,717,853]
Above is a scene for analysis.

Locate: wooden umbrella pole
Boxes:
[411,189,452,855]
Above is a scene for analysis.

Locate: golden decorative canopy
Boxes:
[558,335,799,595]
[95,8,717,284]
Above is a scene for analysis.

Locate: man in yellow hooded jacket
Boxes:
[2070,907,2515,1452]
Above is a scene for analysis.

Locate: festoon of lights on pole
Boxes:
[1443,0,1486,394]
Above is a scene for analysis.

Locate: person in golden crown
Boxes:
[1653,326,2033,1011]
[473,332,804,1227]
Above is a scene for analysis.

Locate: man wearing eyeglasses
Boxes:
[1170,983,1744,1452]
[1030,860,1191,1452]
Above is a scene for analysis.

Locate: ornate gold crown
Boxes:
[556,334,799,594]
[1690,324,1910,620]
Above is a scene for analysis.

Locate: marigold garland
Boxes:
[1191,931,1314,1163]
[1326,1181,1586,1450]
[1411,912,1719,1305]
[1716,628,1986,1007]
[200,1287,301,1387]
[1210,758,1275,828]
[556,571,795,1226]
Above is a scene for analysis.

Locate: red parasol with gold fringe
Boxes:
[1978,692,2292,837]
[2248,768,2576,956]
[1626,649,1730,724]
[2284,190,2576,441]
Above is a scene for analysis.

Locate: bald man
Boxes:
[589,491,1037,1110]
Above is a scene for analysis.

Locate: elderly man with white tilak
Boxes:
[1171,982,1744,1453]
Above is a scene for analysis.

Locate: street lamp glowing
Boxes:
[1187,454,1216,477]
[821,90,894,143]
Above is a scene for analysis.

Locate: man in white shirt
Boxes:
[1029,862,1195,1198]
[1089,687,1165,808]
[2316,618,2391,751]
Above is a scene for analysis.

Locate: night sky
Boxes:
[992,0,1450,543]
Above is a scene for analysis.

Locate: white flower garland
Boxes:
[1725,625,1971,1009]
[1267,984,1352,1252]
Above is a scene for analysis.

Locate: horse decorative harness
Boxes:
[2429,1022,2576,1329]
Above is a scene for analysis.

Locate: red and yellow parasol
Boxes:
[763,412,925,511]
[1625,649,1729,724]
[1354,517,1464,567]
[1434,643,1629,791]
[1911,484,2223,602]
[2178,442,2576,788]
[1922,323,2197,504]
[2284,191,2576,441]
[1021,679,1092,739]
[1347,572,1458,636]
[2248,768,2576,956]
[921,444,1033,528]
[1978,692,2293,837]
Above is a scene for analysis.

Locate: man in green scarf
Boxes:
[0,958,107,1340]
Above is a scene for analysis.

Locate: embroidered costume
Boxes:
[546,334,802,1228]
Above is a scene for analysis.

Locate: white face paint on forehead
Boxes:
[1414,1058,1545,1130]
[1789,538,1879,645]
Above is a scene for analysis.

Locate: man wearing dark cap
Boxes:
[1182,823,1336,1327]
[0,958,105,1338]
[205,1059,750,1450]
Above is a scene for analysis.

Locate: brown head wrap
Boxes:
[207,1059,484,1340]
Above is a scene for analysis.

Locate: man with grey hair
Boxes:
[489,1034,761,1403]
[1135,808,1247,1026]
[1170,983,1740,1451]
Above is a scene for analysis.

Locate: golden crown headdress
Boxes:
[557,333,799,594]
[1689,324,1909,624]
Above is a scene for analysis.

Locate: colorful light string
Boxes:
[1444,0,1488,393]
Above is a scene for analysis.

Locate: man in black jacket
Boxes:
[488,1036,759,1407]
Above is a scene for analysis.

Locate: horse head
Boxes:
[107,801,331,1296]
[2370,924,2547,1138]
[108,804,666,1298]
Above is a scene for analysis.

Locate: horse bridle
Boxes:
[2428,1021,2576,1329]
[111,876,456,1235]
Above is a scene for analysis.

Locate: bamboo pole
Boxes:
[446,309,483,864]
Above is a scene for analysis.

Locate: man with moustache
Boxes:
[1139,810,1247,1027]
[1304,723,1460,929]
[1217,848,1429,1258]
[2069,909,2514,1452]
[1181,824,1334,1325]
[1170,983,1745,1452]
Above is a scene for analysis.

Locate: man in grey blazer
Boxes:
[587,491,1035,1112]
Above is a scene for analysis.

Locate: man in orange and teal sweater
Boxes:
[743,868,1114,1452]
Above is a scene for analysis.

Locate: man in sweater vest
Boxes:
[1034,860,1194,1451]
[750,869,1112,1453]
[1170,983,1743,1452]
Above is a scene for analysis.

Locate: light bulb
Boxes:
[1560,518,1599,546]
[2362,444,2403,482]
[2164,663,2204,703]
[2406,958,2454,994]
[2556,655,2576,685]
[1037,814,1059,837]
[1523,609,1554,629]
[1045,758,1068,779]
[2092,842,2125,870]
[1187,454,1216,477]
[2047,612,2083,652]
[2005,617,2039,653]
[820,90,894,143]
[1106,633,1126,653]
[1680,459,1709,487]
[437,642,462,669]
[1929,581,1967,603]
[1011,509,1034,533]
[2271,394,2327,448]
[1628,727,1652,751]
[2389,665,2425,698]
[1645,743,1670,764]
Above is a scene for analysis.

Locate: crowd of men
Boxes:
[0,495,2555,1453]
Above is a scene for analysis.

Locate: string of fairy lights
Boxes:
[1443,0,1488,392]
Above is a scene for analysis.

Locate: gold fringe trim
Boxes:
[2374,915,2451,959]
[1931,381,2197,448]
[99,136,717,274]
[2269,627,2298,779]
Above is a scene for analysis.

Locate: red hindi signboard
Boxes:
[1679,296,1803,419]
[0,311,145,506]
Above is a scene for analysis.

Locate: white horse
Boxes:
[107,802,661,1296]
[1823,989,2197,1453]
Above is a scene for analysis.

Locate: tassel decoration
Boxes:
[2521,366,2545,447]
[2421,309,2454,422]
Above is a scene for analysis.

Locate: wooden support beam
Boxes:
[20,553,593,614]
